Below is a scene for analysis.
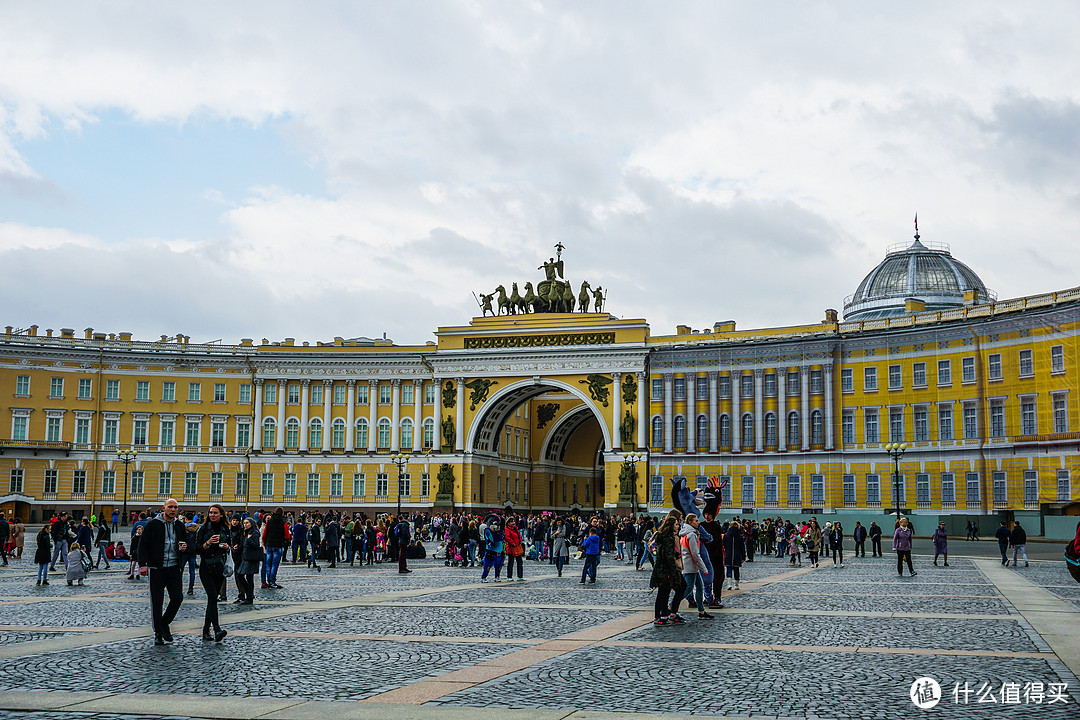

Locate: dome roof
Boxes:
[843,233,994,321]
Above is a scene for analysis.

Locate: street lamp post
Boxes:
[622,452,644,518]
[116,448,137,526]
[390,452,409,518]
[884,442,907,520]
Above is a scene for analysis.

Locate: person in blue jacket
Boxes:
[580,526,601,584]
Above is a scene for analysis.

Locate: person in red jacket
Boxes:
[504,516,526,581]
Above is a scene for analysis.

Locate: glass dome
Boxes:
[843,233,994,321]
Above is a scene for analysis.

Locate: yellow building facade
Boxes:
[1,242,1078,535]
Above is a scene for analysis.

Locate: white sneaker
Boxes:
[839,563,844,568]
[734,581,740,589]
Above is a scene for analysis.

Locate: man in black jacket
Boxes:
[868,522,883,557]
[0,512,9,566]
[138,498,188,645]
[1009,520,1028,567]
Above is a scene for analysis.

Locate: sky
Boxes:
[1,2,1079,345]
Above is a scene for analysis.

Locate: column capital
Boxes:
[368,378,379,387]
[413,378,423,387]
[322,378,333,386]
[663,372,673,381]
[300,378,311,387]
[822,364,833,377]
[612,371,622,381]
[253,378,264,386]
[753,368,764,379]
[800,366,810,377]
[707,370,718,380]
[346,379,356,387]
[391,378,401,387]
[636,371,646,381]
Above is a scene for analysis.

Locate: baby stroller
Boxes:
[444,538,463,567]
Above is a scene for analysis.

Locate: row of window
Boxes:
[261,417,437,451]
[645,470,1073,505]
[650,411,825,450]
[841,347,1066,393]
[9,468,429,499]
[11,377,441,406]
[652,369,823,401]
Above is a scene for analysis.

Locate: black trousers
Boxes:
[148,565,184,637]
[871,538,882,556]
[854,540,866,557]
[199,563,224,633]
[654,576,687,619]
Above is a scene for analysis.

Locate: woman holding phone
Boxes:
[195,504,230,642]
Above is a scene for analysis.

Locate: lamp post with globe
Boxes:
[116,448,137,526]
[884,442,907,520]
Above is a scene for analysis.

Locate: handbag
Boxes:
[80,553,93,573]
[222,553,234,578]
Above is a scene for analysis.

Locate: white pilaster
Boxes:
[345,380,356,452]
[253,378,263,452]
[390,379,401,451]
[686,374,696,454]
[636,372,647,450]
[611,372,622,450]
[321,379,332,452]
[455,378,465,452]
[412,380,422,452]
[778,369,787,452]
[824,364,834,450]
[731,370,741,452]
[801,366,810,451]
[299,379,310,451]
[754,368,763,452]
[275,380,286,452]
[367,380,378,453]
[708,371,718,453]
[663,373,673,454]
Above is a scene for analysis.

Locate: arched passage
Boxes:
[540,404,600,462]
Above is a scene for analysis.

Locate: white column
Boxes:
[611,372,622,450]
[275,380,286,451]
[299,379,310,451]
[367,380,378,452]
[253,379,264,452]
[345,380,356,452]
[800,366,810,451]
[708,371,718,453]
[686,374,696,454]
[321,379,332,452]
[778,369,787,452]
[390,379,401,451]
[754,368,764,452]
[636,372,647,450]
[824,364,835,450]
[412,380,422,452]
[663,373,673,453]
[455,378,465,452]
[731,371,741,452]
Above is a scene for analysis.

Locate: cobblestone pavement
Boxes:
[0,553,1077,719]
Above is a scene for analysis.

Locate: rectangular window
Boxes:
[988,353,1002,380]
[864,409,879,443]
[162,382,175,402]
[914,406,929,442]
[787,371,800,394]
[356,384,369,404]
[741,374,754,397]
[865,474,880,504]
[916,474,930,503]
[941,473,955,503]
[184,472,198,496]
[158,471,172,497]
[965,472,980,507]
[423,420,434,449]
[841,368,853,392]
[333,384,347,404]
[399,472,411,498]
[740,475,754,505]
[44,468,59,495]
[696,379,709,400]
[1021,399,1036,435]
[888,365,901,389]
[1058,470,1071,502]
[842,410,854,444]
[213,383,226,402]
[75,417,90,444]
[990,400,1005,437]
[764,475,777,503]
[238,384,252,404]
[310,383,323,405]
[421,472,430,497]
[136,380,149,400]
[288,385,300,404]
[185,420,200,447]
[188,382,201,402]
[260,472,274,497]
[994,471,1008,504]
[307,473,320,498]
[160,420,174,448]
[842,474,856,505]
[106,379,120,399]
[718,376,731,397]
[378,384,392,404]
[264,384,277,404]
[1053,395,1068,433]
[50,377,64,397]
[210,472,223,496]
[46,416,62,442]
[130,471,144,496]
[9,468,24,494]
[889,408,904,442]
[235,472,247,496]
[763,373,777,396]
[650,475,663,503]
[424,383,436,405]
[402,383,414,405]
[78,378,92,399]
[938,405,953,441]
[810,369,823,394]
[810,474,824,505]
[236,421,250,450]
[787,475,801,505]
[103,418,118,445]
[211,420,226,448]
[284,473,297,497]
[1023,470,1038,504]
[962,357,976,383]
[912,362,926,387]
[937,360,951,386]
[963,405,978,439]
[376,472,388,497]
[330,473,343,497]
[864,367,877,391]
[15,375,29,395]
[651,378,664,400]
[1019,349,1033,376]
[1051,345,1065,373]
[73,469,87,495]
[133,419,148,446]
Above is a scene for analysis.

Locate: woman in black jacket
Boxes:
[235,517,262,605]
[195,504,231,641]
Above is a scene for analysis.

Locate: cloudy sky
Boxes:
[1,2,1078,345]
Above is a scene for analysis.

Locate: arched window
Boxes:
[765,412,777,446]
[651,416,663,448]
[811,410,824,445]
[741,414,754,451]
[696,415,709,449]
[262,418,276,449]
[285,418,300,449]
[719,414,731,447]
[355,418,368,449]
[422,418,435,449]
[377,418,391,449]
[309,418,322,450]
[400,418,414,449]
[788,411,800,447]
[674,416,686,448]
[331,418,346,449]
